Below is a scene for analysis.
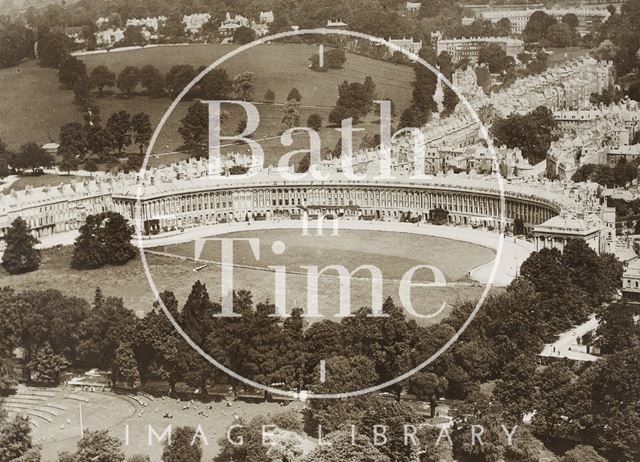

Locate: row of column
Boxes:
[115,185,560,233]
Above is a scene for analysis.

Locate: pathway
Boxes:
[540,314,599,362]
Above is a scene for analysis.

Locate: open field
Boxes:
[0,43,414,168]
[158,228,494,283]
[0,228,493,324]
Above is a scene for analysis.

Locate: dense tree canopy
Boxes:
[491,106,557,164]
[72,212,136,269]
[2,217,40,275]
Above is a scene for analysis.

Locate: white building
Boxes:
[218,13,250,37]
[259,11,274,24]
[406,1,421,16]
[533,211,609,254]
[622,257,640,303]
[478,7,610,36]
[95,28,125,46]
[388,37,422,56]
[125,16,166,31]
[435,36,524,63]
[326,20,348,30]
[183,13,211,35]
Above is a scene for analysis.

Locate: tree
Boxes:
[597,301,639,354]
[0,355,18,394]
[494,355,538,422]
[59,122,88,157]
[112,343,140,387]
[563,445,606,462]
[117,66,140,97]
[180,282,216,396]
[0,138,12,177]
[269,12,292,33]
[122,25,145,46]
[106,111,132,155]
[495,17,512,35]
[478,43,514,74]
[233,25,255,44]
[71,212,136,269]
[491,106,557,164]
[287,87,302,102]
[326,48,347,69]
[140,291,186,396]
[131,112,152,155]
[281,100,300,129]
[165,65,196,99]
[2,217,40,274]
[307,113,322,131]
[162,426,202,462]
[232,71,255,101]
[360,398,419,462]
[410,46,438,121]
[27,342,69,384]
[264,88,275,103]
[399,104,425,129]
[302,430,390,462]
[139,64,164,97]
[562,13,580,31]
[407,371,448,417]
[544,22,575,48]
[0,414,40,462]
[37,30,70,67]
[87,125,114,157]
[73,430,125,462]
[593,39,619,62]
[77,290,135,379]
[58,55,86,89]
[59,147,79,174]
[329,81,372,124]
[199,68,231,100]
[179,102,222,158]
[72,75,91,106]
[523,10,556,43]
[90,65,116,95]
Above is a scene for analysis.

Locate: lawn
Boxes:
[2,174,83,193]
[546,47,591,66]
[0,228,493,325]
[0,42,414,169]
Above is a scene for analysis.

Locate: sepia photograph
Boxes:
[0,0,638,460]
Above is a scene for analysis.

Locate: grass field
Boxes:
[546,47,591,66]
[0,229,493,324]
[0,43,414,169]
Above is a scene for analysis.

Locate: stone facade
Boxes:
[435,36,524,63]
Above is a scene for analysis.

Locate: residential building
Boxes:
[259,11,275,23]
[95,28,125,46]
[435,36,524,63]
[478,7,610,36]
[406,1,421,16]
[388,37,422,56]
[183,13,211,35]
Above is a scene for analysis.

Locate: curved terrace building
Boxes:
[0,157,613,255]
